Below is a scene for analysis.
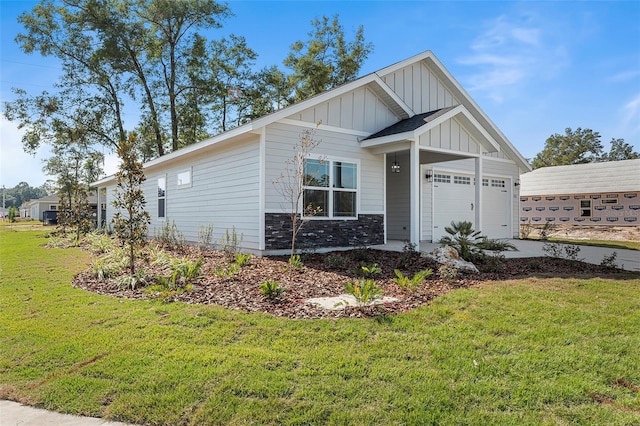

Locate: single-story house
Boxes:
[25,194,103,225]
[93,50,531,254]
[519,159,640,226]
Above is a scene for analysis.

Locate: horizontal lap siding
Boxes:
[265,122,384,214]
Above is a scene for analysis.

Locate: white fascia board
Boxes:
[368,74,415,119]
[360,132,414,148]
[277,118,371,137]
[376,50,435,78]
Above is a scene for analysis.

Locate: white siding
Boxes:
[286,86,398,133]
[381,62,459,113]
[264,122,384,214]
[105,139,262,250]
[419,117,480,154]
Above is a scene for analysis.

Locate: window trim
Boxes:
[157,176,167,220]
[177,168,192,189]
[302,156,359,220]
[580,199,591,217]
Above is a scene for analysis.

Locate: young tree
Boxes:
[272,125,322,258]
[284,15,373,103]
[531,128,604,169]
[603,138,639,161]
[112,135,151,275]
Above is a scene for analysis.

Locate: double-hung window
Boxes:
[303,159,357,218]
[158,177,166,219]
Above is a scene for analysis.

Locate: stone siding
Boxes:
[265,214,384,250]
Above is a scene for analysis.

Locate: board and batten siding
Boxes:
[381,62,459,113]
[105,138,262,250]
[418,118,481,154]
[286,86,398,134]
[264,122,384,215]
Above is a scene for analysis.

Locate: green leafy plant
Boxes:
[600,252,619,269]
[542,242,583,261]
[288,254,303,270]
[197,223,214,249]
[344,278,382,305]
[260,280,285,300]
[440,221,516,263]
[393,269,433,293]
[219,226,242,259]
[115,267,148,290]
[234,253,252,267]
[84,231,116,254]
[396,241,420,269]
[439,264,458,284]
[155,220,186,249]
[359,262,381,277]
[324,253,345,269]
[520,220,533,239]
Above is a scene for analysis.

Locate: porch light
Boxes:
[514,179,520,187]
[425,170,433,181]
[391,153,400,173]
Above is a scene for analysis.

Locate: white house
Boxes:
[93,50,531,253]
[520,159,640,225]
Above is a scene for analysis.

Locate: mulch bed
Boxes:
[73,246,631,319]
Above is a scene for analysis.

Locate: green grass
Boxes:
[1,228,640,425]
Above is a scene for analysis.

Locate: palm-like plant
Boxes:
[439,221,517,262]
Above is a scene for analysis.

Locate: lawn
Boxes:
[1,226,639,425]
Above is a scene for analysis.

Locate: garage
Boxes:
[432,172,511,241]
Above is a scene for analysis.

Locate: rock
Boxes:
[425,246,479,273]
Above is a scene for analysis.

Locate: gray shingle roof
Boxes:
[363,106,457,140]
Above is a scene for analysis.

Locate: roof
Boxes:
[520,159,640,196]
[364,107,456,140]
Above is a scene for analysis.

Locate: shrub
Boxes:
[439,264,458,283]
[344,279,382,305]
[393,269,433,293]
[260,280,285,300]
[539,221,557,241]
[542,242,583,261]
[396,241,420,269]
[234,253,252,267]
[154,220,186,249]
[440,221,516,263]
[197,224,214,250]
[324,253,346,269]
[351,245,372,263]
[359,262,382,277]
[116,268,148,290]
[520,220,533,239]
[287,254,303,270]
[601,252,619,269]
[84,232,116,254]
[219,226,242,259]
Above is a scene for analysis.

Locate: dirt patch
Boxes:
[72,245,635,319]
[523,225,640,242]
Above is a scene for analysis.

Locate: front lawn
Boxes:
[1,227,639,425]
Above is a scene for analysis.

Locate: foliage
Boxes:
[539,221,557,241]
[69,186,93,244]
[542,242,583,261]
[600,252,619,269]
[440,221,516,263]
[284,15,373,103]
[532,128,604,169]
[272,126,322,257]
[359,262,382,277]
[393,269,433,293]
[438,264,459,283]
[344,278,382,305]
[163,257,203,289]
[234,253,252,267]
[520,221,533,239]
[324,252,346,269]
[287,254,304,270]
[90,245,128,280]
[111,135,151,275]
[603,138,640,161]
[115,268,149,290]
[260,280,285,300]
[219,226,242,259]
[396,241,420,269]
[0,182,47,209]
[155,220,186,249]
[7,206,18,223]
[197,224,214,250]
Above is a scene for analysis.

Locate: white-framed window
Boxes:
[491,179,506,188]
[49,205,58,210]
[580,200,591,217]
[303,158,357,218]
[434,174,450,183]
[177,169,192,188]
[454,176,471,185]
[157,176,166,219]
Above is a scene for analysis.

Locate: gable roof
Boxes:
[93,49,531,186]
[364,107,456,140]
[520,159,640,196]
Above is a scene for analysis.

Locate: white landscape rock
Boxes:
[425,245,479,273]
[306,294,399,311]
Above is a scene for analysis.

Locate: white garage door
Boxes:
[432,173,511,241]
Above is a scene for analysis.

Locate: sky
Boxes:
[1,0,639,189]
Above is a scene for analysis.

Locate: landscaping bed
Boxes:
[72,244,629,319]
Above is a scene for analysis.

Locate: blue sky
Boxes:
[1,0,639,189]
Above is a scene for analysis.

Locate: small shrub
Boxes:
[234,253,252,267]
[351,245,372,263]
[116,268,148,290]
[197,224,214,249]
[90,257,123,281]
[84,232,116,254]
[543,242,583,261]
[439,264,458,283]
[288,254,303,270]
[260,280,285,300]
[324,253,346,269]
[539,222,557,241]
[393,269,433,293]
[396,241,420,269]
[359,263,382,277]
[214,263,240,278]
[520,221,533,239]
[219,226,242,259]
[344,279,382,305]
[563,244,583,261]
[155,220,186,249]
[600,252,618,269]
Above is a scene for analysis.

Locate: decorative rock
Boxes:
[306,294,399,311]
[425,246,479,273]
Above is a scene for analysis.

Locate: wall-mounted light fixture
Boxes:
[391,153,400,173]
[514,179,521,187]
[425,170,433,181]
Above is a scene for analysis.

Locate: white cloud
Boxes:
[0,116,51,188]
[619,92,640,134]
[457,11,569,103]
[609,69,640,83]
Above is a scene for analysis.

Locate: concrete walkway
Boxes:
[0,400,135,426]
[373,239,640,272]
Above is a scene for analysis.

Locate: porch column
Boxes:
[410,141,420,246]
[475,156,483,231]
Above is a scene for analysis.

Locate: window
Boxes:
[601,199,618,205]
[158,177,166,219]
[454,176,471,185]
[303,159,357,218]
[580,200,591,217]
[434,174,450,183]
[50,205,58,210]
[177,170,191,188]
[491,179,505,188]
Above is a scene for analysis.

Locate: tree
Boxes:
[531,128,604,169]
[112,135,151,276]
[1,182,47,209]
[602,138,639,161]
[272,125,322,258]
[284,15,373,103]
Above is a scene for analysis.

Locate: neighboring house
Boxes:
[26,194,102,225]
[93,50,531,254]
[520,159,640,226]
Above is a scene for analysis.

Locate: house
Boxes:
[93,50,531,254]
[519,159,640,226]
[25,194,103,225]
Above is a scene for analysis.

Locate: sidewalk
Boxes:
[0,400,135,426]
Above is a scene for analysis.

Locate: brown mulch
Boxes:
[72,246,633,319]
